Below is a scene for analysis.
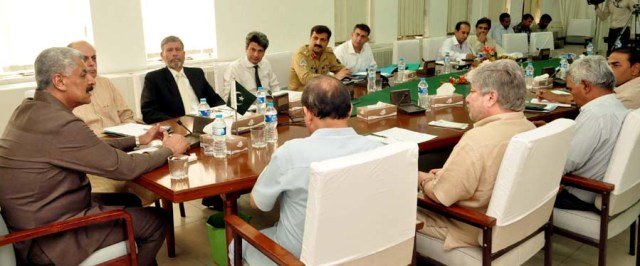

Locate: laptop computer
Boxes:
[390,89,426,114]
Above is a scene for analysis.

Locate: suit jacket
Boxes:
[141,66,225,124]
[0,90,172,265]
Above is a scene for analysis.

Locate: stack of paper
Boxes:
[370,127,436,144]
[104,123,153,137]
[428,120,469,130]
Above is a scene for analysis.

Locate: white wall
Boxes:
[214,0,334,61]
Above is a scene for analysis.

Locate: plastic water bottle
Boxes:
[560,57,569,80]
[197,98,210,117]
[367,63,376,93]
[586,42,594,56]
[396,58,406,83]
[443,52,451,74]
[256,87,267,114]
[525,61,535,91]
[613,39,622,49]
[265,102,278,143]
[417,78,430,111]
[212,113,227,158]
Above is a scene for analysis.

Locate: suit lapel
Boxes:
[162,67,186,110]
[184,67,202,99]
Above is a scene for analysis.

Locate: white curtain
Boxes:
[558,0,610,54]
[489,0,509,23]
[334,0,369,43]
[398,0,425,37]
[448,0,470,33]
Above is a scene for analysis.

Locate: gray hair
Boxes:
[567,55,615,90]
[246,31,269,50]
[161,35,184,51]
[34,47,84,90]
[467,59,527,111]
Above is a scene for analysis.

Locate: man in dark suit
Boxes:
[141,35,225,124]
[0,47,189,266]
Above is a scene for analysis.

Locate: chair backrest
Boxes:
[598,109,640,215]
[486,119,575,252]
[264,51,292,90]
[23,89,35,100]
[422,36,447,61]
[300,142,418,265]
[0,212,17,266]
[567,19,593,37]
[212,61,232,102]
[502,33,529,54]
[529,32,555,53]
[392,39,421,64]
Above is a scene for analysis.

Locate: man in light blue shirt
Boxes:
[490,13,515,46]
[229,75,383,265]
[544,56,629,211]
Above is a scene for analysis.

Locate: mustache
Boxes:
[314,44,323,49]
[86,86,94,93]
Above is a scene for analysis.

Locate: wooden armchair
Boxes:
[226,142,419,265]
[0,210,137,266]
[416,118,576,265]
[553,109,640,266]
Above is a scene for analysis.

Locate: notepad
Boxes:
[428,120,469,130]
[104,123,153,137]
[372,127,437,144]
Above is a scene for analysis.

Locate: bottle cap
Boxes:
[215,113,223,118]
[267,102,274,107]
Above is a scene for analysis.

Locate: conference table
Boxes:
[135,58,578,258]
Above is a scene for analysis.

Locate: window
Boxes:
[0,0,93,74]
[398,0,425,38]
[140,0,217,61]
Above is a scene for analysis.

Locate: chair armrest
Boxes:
[561,174,615,194]
[417,196,496,229]
[225,214,303,266]
[0,210,137,265]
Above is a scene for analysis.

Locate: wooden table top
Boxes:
[135,103,578,203]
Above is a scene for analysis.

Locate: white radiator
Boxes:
[371,44,393,67]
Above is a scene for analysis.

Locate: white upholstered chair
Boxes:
[264,51,292,90]
[213,61,232,102]
[392,39,421,64]
[226,141,419,265]
[417,118,576,266]
[553,108,640,266]
[422,36,447,61]
[502,33,529,54]
[529,32,555,54]
[0,210,136,266]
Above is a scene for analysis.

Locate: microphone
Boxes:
[176,119,193,135]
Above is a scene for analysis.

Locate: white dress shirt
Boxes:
[169,68,199,114]
[222,56,280,101]
[565,94,629,204]
[333,40,377,73]
[439,36,474,61]
[490,26,515,46]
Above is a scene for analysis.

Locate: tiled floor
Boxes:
[157,45,629,266]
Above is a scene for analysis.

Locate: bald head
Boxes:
[67,41,97,77]
[301,75,352,120]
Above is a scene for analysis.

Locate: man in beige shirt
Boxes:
[68,41,156,205]
[417,60,535,250]
[609,47,640,109]
[595,0,636,55]
[469,17,505,56]
[69,41,135,136]
[289,25,351,91]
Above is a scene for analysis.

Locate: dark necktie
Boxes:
[253,65,262,88]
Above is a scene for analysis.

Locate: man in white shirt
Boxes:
[548,56,629,211]
[469,17,505,56]
[608,47,640,109]
[490,13,515,46]
[595,0,635,55]
[439,21,475,61]
[334,24,377,73]
[223,31,281,101]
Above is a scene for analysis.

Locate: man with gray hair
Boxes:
[222,31,281,101]
[417,59,535,250]
[0,47,189,265]
[547,56,629,211]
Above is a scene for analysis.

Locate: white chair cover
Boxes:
[300,142,418,266]
[213,61,232,102]
[422,37,447,61]
[392,39,421,64]
[502,33,529,54]
[264,51,292,90]
[529,32,555,54]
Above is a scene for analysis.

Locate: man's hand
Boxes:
[335,68,352,80]
[139,124,164,145]
[162,131,189,156]
[418,170,437,188]
[532,120,547,127]
[536,89,574,104]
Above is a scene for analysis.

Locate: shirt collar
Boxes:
[168,67,185,78]
[580,93,616,112]
[34,90,73,113]
[310,127,358,138]
[615,76,640,92]
[241,56,262,69]
[347,40,357,54]
[473,112,526,127]
[451,36,465,46]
